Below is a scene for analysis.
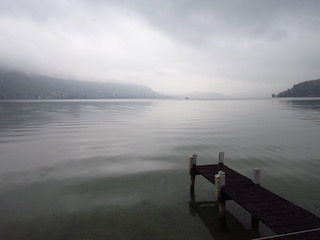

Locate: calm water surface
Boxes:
[0,99,319,239]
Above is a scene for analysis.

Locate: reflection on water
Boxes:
[280,98,320,110]
[188,199,260,240]
[0,99,319,239]
[279,98,320,124]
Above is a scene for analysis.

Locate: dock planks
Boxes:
[192,164,320,239]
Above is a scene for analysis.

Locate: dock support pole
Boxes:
[252,168,261,231]
[189,153,197,197]
[214,174,221,201]
[215,170,226,219]
[253,168,261,185]
[251,215,259,231]
[219,197,226,220]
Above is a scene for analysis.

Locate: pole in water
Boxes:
[189,153,197,174]
[214,174,221,201]
[189,153,197,196]
[192,153,197,165]
[215,172,226,219]
[219,197,226,220]
[252,168,261,230]
[252,214,259,231]
[219,152,224,165]
[253,168,261,185]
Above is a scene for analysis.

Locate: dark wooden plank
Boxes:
[252,229,320,240]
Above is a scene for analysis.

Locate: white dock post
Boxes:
[218,170,226,188]
[214,174,221,201]
[215,170,226,200]
[215,170,226,219]
[219,152,224,165]
[253,168,261,185]
[189,153,197,174]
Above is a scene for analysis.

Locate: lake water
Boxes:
[0,98,319,240]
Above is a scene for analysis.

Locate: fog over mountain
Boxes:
[1,1,320,97]
[0,71,163,99]
[178,92,230,99]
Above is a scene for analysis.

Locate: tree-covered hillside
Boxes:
[277,79,320,97]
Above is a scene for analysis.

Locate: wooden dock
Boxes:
[189,153,320,239]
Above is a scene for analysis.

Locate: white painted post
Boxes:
[216,171,226,219]
[214,174,221,201]
[218,171,226,188]
[219,152,224,165]
[189,154,196,174]
[253,168,261,185]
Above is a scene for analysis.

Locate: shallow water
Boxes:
[0,98,319,239]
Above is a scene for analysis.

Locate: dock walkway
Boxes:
[189,153,320,239]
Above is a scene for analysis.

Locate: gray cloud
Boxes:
[104,0,320,42]
[1,0,320,97]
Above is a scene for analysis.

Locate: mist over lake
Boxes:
[0,99,319,239]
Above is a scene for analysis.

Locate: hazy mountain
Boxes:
[178,92,230,99]
[277,79,320,97]
[0,71,163,99]
[230,90,271,99]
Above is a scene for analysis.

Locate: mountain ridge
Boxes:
[0,71,163,99]
[277,79,320,97]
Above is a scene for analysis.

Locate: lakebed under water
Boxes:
[0,98,319,239]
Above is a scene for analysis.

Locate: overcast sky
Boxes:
[1,0,320,97]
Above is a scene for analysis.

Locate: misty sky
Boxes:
[1,0,320,97]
